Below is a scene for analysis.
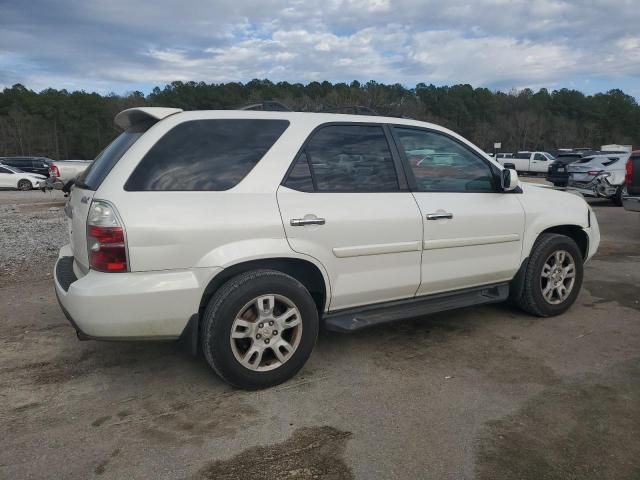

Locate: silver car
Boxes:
[567,154,629,205]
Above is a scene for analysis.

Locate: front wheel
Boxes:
[513,233,584,317]
[201,269,319,389]
[17,179,32,191]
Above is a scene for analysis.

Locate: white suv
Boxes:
[54,107,600,389]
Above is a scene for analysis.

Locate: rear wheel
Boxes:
[513,233,583,317]
[201,269,319,389]
[17,179,32,191]
[613,186,624,206]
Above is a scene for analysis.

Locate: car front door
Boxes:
[0,166,15,187]
[277,123,423,311]
[391,126,525,296]
[531,153,548,173]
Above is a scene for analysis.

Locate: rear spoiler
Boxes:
[114,107,183,130]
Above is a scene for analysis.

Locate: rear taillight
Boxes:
[626,159,633,188]
[49,165,60,177]
[587,170,603,176]
[87,200,128,272]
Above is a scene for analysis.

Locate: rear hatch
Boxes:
[66,120,154,272]
[568,157,605,182]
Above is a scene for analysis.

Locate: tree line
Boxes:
[1,80,638,160]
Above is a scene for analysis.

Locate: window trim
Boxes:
[388,125,502,193]
[280,122,408,193]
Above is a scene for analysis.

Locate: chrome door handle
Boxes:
[290,217,326,226]
[426,212,453,220]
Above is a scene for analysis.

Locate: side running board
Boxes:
[323,283,509,333]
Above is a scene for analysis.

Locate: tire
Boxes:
[512,233,584,317]
[613,186,624,206]
[17,179,32,191]
[553,182,567,188]
[201,269,319,390]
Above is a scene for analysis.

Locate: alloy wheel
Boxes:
[229,294,302,372]
[540,249,576,304]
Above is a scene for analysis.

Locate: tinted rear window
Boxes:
[125,119,289,191]
[76,120,154,191]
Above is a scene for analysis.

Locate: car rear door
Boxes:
[277,123,423,311]
[511,153,530,172]
[390,126,525,295]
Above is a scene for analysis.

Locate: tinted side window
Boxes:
[5,158,28,168]
[0,167,11,174]
[534,153,546,161]
[394,128,495,192]
[126,119,289,191]
[283,152,314,192]
[304,125,398,192]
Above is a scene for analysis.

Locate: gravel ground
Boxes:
[0,187,639,480]
[0,190,67,285]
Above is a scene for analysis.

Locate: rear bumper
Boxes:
[546,171,569,185]
[623,195,640,212]
[53,244,220,340]
[568,174,621,199]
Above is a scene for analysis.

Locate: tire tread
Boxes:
[201,269,316,389]
[513,233,581,317]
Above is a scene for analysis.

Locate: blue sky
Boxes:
[1,0,639,98]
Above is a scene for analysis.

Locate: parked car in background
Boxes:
[54,107,600,389]
[0,164,47,190]
[44,160,92,191]
[0,156,52,177]
[496,151,555,174]
[546,152,591,187]
[496,153,513,159]
[623,152,640,212]
[567,153,629,205]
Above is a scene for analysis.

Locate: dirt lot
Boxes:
[1,187,639,479]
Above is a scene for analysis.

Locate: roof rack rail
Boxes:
[237,101,291,112]
[320,105,379,115]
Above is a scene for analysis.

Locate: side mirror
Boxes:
[501,168,519,191]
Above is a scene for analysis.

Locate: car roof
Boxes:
[117,106,451,132]
[115,107,500,167]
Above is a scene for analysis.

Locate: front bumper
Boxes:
[623,195,640,212]
[53,244,220,340]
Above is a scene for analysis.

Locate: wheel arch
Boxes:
[538,224,589,260]
[198,257,329,316]
[17,177,33,189]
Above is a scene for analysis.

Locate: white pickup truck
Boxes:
[497,151,555,174]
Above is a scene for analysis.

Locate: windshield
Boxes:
[3,165,24,173]
[75,120,154,190]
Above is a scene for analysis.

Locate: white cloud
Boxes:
[1,0,640,95]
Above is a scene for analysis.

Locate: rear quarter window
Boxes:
[125,119,289,191]
[77,120,154,191]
